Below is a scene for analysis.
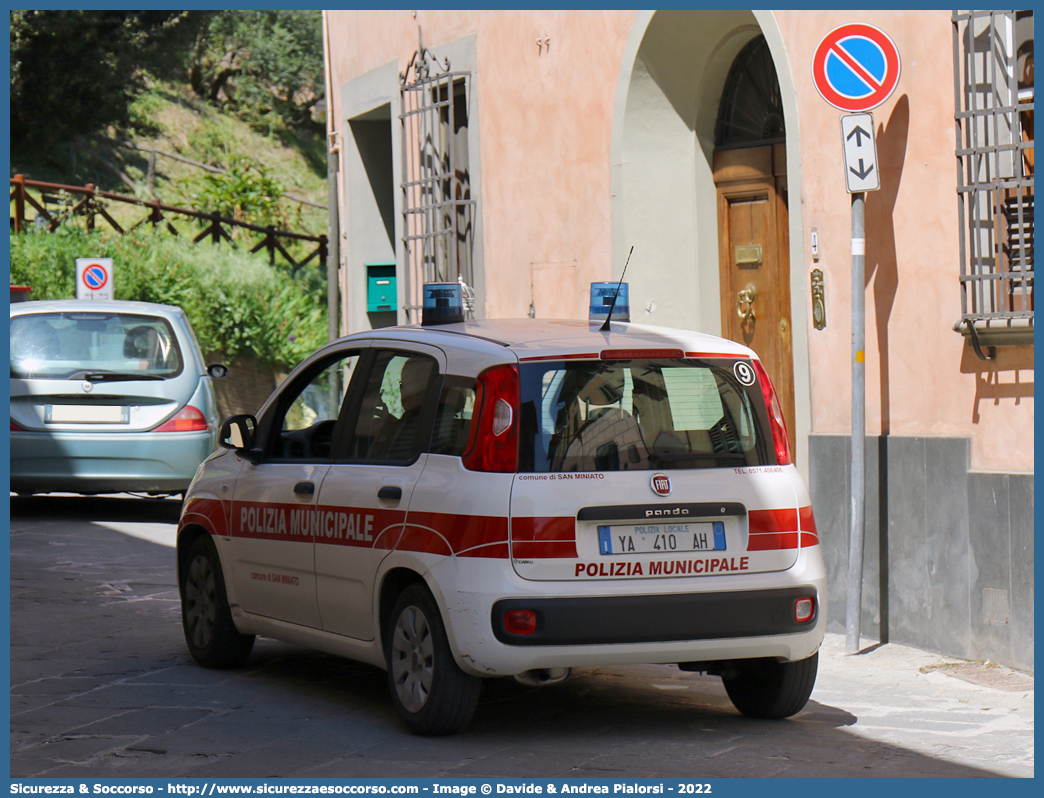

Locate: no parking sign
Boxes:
[812,23,901,112]
[75,258,114,300]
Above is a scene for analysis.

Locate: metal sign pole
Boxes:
[845,192,866,655]
[812,22,899,658]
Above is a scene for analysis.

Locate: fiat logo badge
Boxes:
[650,473,672,496]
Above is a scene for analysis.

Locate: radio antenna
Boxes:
[600,246,633,332]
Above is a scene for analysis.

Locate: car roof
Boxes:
[342,318,757,359]
[9,299,187,319]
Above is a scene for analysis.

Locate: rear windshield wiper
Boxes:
[68,371,166,382]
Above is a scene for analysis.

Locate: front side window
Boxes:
[10,312,183,379]
[270,353,360,460]
[519,358,773,473]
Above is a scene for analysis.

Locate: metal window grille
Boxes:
[953,10,1034,328]
[399,33,476,321]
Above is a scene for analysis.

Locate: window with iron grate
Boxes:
[952,9,1033,354]
[399,39,476,322]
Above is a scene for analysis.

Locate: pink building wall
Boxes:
[324,9,1033,475]
[776,9,1033,473]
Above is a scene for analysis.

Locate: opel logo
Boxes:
[650,473,672,496]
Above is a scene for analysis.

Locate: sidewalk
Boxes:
[809,632,1033,777]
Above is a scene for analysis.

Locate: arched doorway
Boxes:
[713,35,796,446]
[611,11,810,470]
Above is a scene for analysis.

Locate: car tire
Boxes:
[385,583,481,735]
[181,535,255,669]
[722,652,818,719]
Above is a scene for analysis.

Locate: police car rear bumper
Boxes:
[490,585,818,646]
[432,550,827,676]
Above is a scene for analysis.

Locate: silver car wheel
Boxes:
[184,554,218,650]
[390,604,435,713]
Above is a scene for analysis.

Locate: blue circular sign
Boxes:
[83,263,109,290]
[812,24,901,112]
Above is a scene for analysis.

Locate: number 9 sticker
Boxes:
[734,360,756,386]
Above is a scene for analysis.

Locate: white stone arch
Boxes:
[609,9,811,475]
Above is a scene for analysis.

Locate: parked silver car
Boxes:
[10,300,227,496]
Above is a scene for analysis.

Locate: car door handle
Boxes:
[294,481,315,496]
[378,486,402,501]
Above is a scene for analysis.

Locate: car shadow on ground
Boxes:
[11,493,183,525]
[231,644,999,778]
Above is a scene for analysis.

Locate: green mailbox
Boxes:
[366,263,396,312]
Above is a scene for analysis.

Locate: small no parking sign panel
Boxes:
[812,23,901,112]
[76,258,114,300]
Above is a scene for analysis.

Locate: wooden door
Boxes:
[714,143,795,450]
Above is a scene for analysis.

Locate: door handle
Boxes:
[293,481,315,496]
[378,485,402,501]
[736,283,756,322]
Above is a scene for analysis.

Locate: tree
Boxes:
[10,10,197,150]
[188,11,325,133]
[10,10,325,151]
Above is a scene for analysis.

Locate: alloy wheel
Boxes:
[390,605,435,712]
[184,554,218,649]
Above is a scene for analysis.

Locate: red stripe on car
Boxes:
[404,511,508,555]
[511,516,577,558]
[510,540,579,559]
[180,496,228,538]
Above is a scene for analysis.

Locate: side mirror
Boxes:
[219,414,261,463]
[207,363,230,379]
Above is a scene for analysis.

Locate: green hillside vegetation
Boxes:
[10,10,331,374]
[135,79,327,234]
[13,79,328,250]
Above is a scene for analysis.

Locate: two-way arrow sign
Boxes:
[840,113,880,193]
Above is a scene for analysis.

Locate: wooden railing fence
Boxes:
[10,174,327,276]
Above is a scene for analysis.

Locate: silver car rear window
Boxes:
[10,312,184,380]
[519,358,774,472]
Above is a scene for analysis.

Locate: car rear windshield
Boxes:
[10,312,184,380]
[519,358,775,472]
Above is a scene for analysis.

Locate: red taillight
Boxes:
[751,360,791,466]
[462,364,519,473]
[795,597,816,623]
[154,406,208,432]
[504,609,537,635]
[10,420,24,431]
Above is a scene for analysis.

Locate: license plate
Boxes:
[45,405,128,424]
[598,522,725,555]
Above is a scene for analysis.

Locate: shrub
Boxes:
[9,227,327,371]
[188,156,297,231]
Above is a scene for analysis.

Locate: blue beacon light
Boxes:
[421,282,466,325]
[588,281,630,323]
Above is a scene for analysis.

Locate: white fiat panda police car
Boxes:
[177,283,825,735]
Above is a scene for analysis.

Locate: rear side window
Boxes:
[518,358,773,472]
[430,377,477,456]
[10,312,184,379]
[348,351,439,463]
